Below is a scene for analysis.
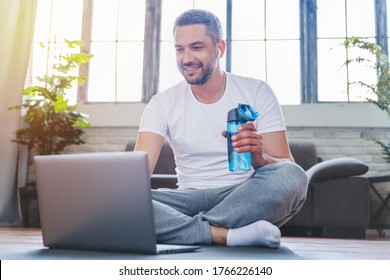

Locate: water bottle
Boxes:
[227,104,259,171]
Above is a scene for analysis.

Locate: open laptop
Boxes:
[34,151,200,254]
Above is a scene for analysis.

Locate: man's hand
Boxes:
[222,123,294,169]
[222,123,266,168]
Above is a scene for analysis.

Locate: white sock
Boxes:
[226,220,281,248]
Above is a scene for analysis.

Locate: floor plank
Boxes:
[282,236,390,259]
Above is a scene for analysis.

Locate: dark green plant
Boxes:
[9,39,93,155]
[344,36,390,162]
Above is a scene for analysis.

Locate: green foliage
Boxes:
[9,39,93,155]
[344,37,390,117]
[344,37,390,163]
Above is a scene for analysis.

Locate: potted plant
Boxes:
[9,39,93,226]
[9,39,92,155]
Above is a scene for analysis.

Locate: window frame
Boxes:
[376,0,388,55]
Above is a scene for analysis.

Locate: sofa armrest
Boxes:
[306,157,369,182]
[151,174,178,189]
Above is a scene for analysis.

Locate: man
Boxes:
[135,9,308,248]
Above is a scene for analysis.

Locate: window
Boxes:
[30,0,388,105]
[87,0,146,102]
[317,0,377,102]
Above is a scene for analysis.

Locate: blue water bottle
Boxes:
[227,104,259,171]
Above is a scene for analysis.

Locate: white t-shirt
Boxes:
[139,73,286,189]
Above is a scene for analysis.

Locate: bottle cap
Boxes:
[227,104,259,122]
[237,103,259,121]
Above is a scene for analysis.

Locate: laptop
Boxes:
[34,151,201,254]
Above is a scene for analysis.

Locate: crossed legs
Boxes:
[151,162,308,248]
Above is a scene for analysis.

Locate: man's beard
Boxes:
[180,60,217,85]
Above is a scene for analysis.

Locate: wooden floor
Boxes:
[1,227,390,260]
[282,233,390,260]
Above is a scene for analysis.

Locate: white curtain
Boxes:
[0,0,37,226]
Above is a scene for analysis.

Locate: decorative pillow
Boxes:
[306,157,369,182]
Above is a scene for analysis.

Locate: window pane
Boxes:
[231,41,266,80]
[347,0,375,37]
[318,39,348,102]
[267,41,300,105]
[92,0,118,41]
[33,0,52,42]
[266,0,299,39]
[50,0,83,41]
[317,0,346,38]
[117,0,146,40]
[318,0,375,38]
[116,43,144,102]
[232,0,265,40]
[88,43,116,102]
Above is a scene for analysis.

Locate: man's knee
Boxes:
[280,161,308,187]
[279,162,308,199]
[254,161,308,199]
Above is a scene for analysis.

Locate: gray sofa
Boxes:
[126,140,371,238]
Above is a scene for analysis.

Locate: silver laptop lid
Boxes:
[34,151,157,254]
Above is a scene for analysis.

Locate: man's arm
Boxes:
[225,123,294,169]
[257,130,294,166]
[134,131,165,176]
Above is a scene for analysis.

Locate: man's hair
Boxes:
[173,9,223,44]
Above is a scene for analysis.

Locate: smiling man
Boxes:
[134,9,308,248]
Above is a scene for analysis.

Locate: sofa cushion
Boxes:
[289,141,318,170]
[306,157,369,182]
